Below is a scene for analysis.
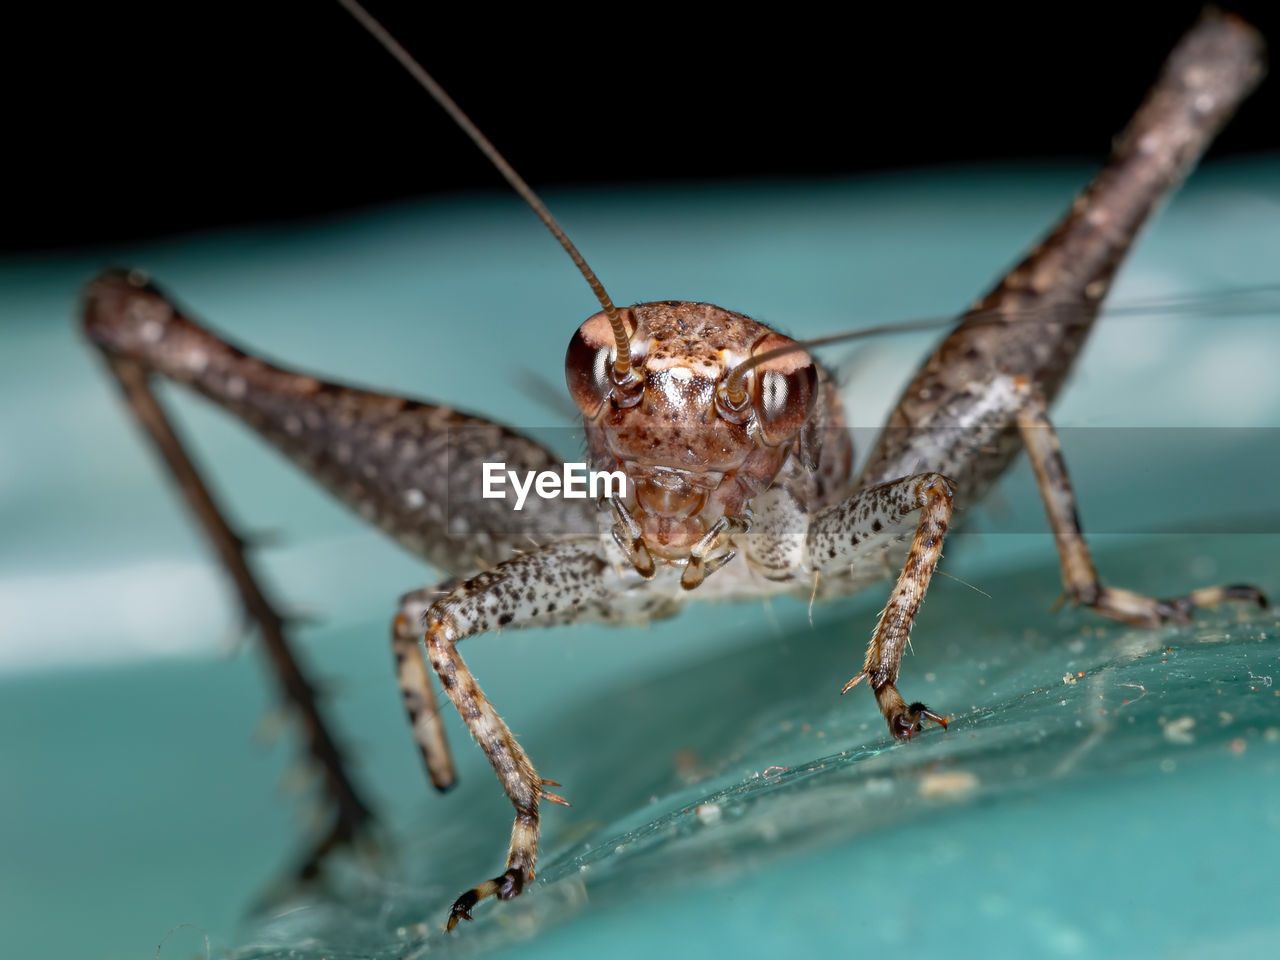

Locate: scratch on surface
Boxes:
[156,923,211,960]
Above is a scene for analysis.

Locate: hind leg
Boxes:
[1016,389,1267,625]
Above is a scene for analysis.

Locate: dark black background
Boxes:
[11,1,1280,252]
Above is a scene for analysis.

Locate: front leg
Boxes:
[395,539,675,929]
[1016,389,1267,624]
[808,474,956,739]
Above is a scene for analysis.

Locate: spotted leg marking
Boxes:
[1015,390,1267,625]
[397,539,660,929]
[809,474,956,739]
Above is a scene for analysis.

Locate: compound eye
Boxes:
[565,331,610,418]
[752,342,818,445]
[565,308,639,417]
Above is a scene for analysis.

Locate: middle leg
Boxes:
[392,601,456,791]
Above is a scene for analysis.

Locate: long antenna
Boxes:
[720,285,1280,404]
[334,0,636,385]
[722,317,966,407]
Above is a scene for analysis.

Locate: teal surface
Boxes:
[2,162,1279,959]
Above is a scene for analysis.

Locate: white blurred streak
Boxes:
[0,560,230,673]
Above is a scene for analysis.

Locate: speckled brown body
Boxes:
[572,301,851,560]
[79,11,1266,933]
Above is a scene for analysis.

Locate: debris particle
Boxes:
[919,769,979,799]
[1229,737,1247,755]
[1163,716,1196,745]
[694,802,723,825]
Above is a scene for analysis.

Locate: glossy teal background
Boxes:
[2,161,1278,959]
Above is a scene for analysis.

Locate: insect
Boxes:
[77,2,1268,933]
